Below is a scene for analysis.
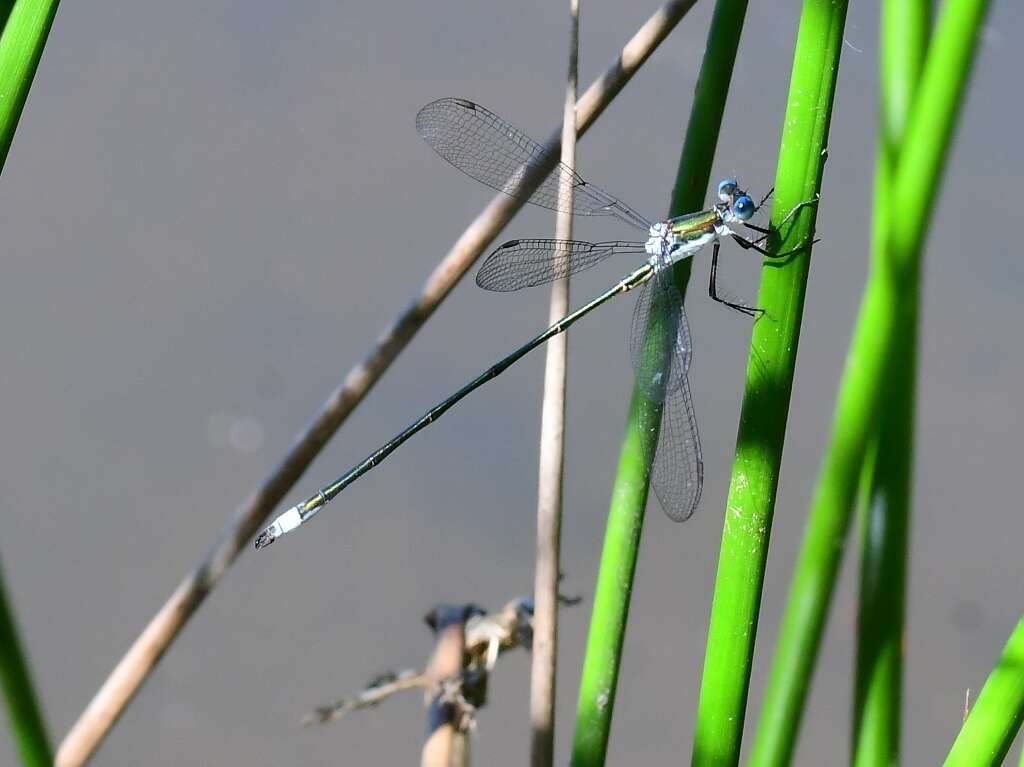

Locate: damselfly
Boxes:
[255,98,803,550]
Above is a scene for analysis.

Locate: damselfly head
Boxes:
[716,177,757,222]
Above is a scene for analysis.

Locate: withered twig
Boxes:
[301,670,430,727]
[304,597,544,730]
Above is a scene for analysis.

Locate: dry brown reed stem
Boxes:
[54,2,698,764]
[422,616,468,767]
[530,1,580,765]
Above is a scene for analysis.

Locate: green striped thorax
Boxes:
[645,177,757,265]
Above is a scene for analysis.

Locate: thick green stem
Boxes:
[569,384,659,767]
[944,617,1024,766]
[568,3,750,765]
[0,2,60,765]
[691,3,846,765]
[750,0,992,763]
[851,1,929,764]
[0,555,51,767]
[0,0,59,170]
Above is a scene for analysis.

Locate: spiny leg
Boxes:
[739,187,776,244]
[708,241,760,317]
[730,233,778,258]
[709,193,819,316]
[730,230,819,260]
[742,222,772,245]
[741,195,820,249]
[777,195,819,228]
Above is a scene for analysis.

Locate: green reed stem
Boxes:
[691,3,846,765]
[0,554,51,767]
[568,3,750,765]
[944,616,1024,766]
[750,0,992,763]
[851,1,929,764]
[0,0,59,170]
[0,2,61,764]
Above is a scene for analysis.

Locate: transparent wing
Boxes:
[629,265,703,522]
[477,239,647,292]
[648,370,703,522]
[629,267,692,399]
[416,98,652,232]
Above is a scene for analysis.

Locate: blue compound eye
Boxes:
[717,177,739,202]
[733,195,755,221]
